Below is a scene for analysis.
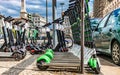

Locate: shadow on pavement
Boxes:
[1,55,39,75]
[0,58,16,61]
[97,53,118,66]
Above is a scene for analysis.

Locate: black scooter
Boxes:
[0,16,26,61]
[26,27,44,55]
[13,21,27,59]
[50,18,68,52]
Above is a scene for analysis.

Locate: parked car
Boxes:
[93,8,120,65]
[90,18,101,30]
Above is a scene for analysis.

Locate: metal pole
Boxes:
[80,0,84,74]
[60,3,64,16]
[62,5,63,12]
[52,0,56,48]
[46,0,48,23]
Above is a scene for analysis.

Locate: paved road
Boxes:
[0,53,83,75]
[98,54,120,75]
[0,52,120,75]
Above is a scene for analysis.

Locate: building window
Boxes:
[35,18,37,20]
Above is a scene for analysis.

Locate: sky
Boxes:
[0,0,93,22]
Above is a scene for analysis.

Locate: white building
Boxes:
[32,13,46,27]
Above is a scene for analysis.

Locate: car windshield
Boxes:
[114,9,120,17]
[90,18,101,27]
[113,9,120,25]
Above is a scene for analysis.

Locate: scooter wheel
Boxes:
[13,52,22,61]
[19,50,26,59]
[4,47,9,52]
[30,50,35,55]
[93,62,100,74]
[22,50,27,59]
[64,48,68,52]
[61,49,64,52]
[46,49,54,54]
[37,54,51,63]
[45,52,54,59]
[89,58,100,74]
[59,48,63,52]
[61,48,67,52]
[37,60,49,71]
[26,46,31,51]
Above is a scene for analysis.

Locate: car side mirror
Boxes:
[95,27,98,31]
[91,26,97,31]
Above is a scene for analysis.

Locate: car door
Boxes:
[93,14,110,48]
[100,12,116,49]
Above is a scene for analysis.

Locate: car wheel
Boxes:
[112,41,120,65]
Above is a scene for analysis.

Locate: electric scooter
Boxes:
[42,27,53,49]
[0,16,24,61]
[26,27,44,55]
[26,25,53,55]
[13,21,27,59]
[52,19,68,52]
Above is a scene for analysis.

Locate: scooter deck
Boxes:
[42,52,81,67]
[0,52,13,58]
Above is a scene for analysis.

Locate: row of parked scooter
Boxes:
[0,15,72,61]
[25,26,53,55]
[0,15,27,61]
[25,18,72,55]
[0,15,54,61]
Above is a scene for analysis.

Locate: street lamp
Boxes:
[60,3,65,22]
[52,0,56,48]
[46,0,48,23]
[80,0,85,74]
